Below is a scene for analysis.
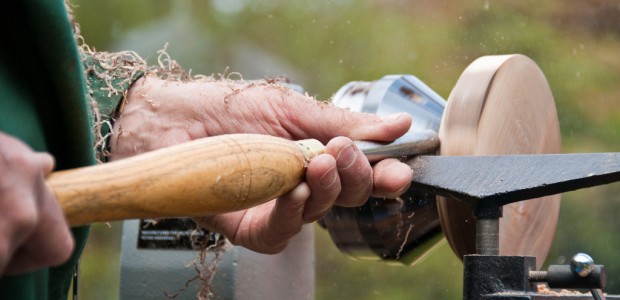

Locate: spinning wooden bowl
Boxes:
[323,54,560,268]
[437,54,561,269]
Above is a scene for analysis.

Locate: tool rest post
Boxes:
[475,205,502,256]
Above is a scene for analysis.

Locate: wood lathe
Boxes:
[323,54,563,269]
[45,54,620,299]
[322,54,620,299]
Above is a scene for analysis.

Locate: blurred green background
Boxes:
[72,0,620,299]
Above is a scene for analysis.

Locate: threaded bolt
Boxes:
[529,270,548,282]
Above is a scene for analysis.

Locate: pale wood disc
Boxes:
[437,54,561,269]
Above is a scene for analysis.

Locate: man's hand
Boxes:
[0,133,74,276]
[111,77,413,253]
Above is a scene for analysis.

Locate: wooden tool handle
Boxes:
[47,134,325,226]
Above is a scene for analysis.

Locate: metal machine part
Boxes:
[119,220,315,300]
[326,55,564,269]
[405,144,620,299]
[463,209,611,300]
[332,74,445,131]
[410,155,620,300]
[571,253,595,278]
[463,254,613,300]
[322,74,447,265]
[409,153,620,207]
[356,130,438,163]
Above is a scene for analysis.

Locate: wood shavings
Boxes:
[536,284,588,296]
[164,234,229,300]
[395,224,414,260]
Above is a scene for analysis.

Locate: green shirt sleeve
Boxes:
[80,50,146,161]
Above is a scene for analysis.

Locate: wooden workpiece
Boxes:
[437,54,562,268]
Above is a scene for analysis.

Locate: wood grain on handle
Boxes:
[47,134,325,226]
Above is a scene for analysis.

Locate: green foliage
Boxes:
[73,0,620,298]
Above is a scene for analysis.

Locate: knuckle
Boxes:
[337,176,372,207]
[8,151,32,169]
[9,206,39,234]
[1,151,40,179]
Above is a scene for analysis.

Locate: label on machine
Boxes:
[137,218,216,250]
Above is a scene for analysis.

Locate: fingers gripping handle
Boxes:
[48,132,436,226]
[48,134,325,226]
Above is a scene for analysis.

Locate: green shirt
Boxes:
[0,1,140,299]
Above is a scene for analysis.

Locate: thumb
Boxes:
[282,96,412,142]
[34,153,55,176]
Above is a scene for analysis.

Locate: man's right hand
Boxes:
[0,132,74,276]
